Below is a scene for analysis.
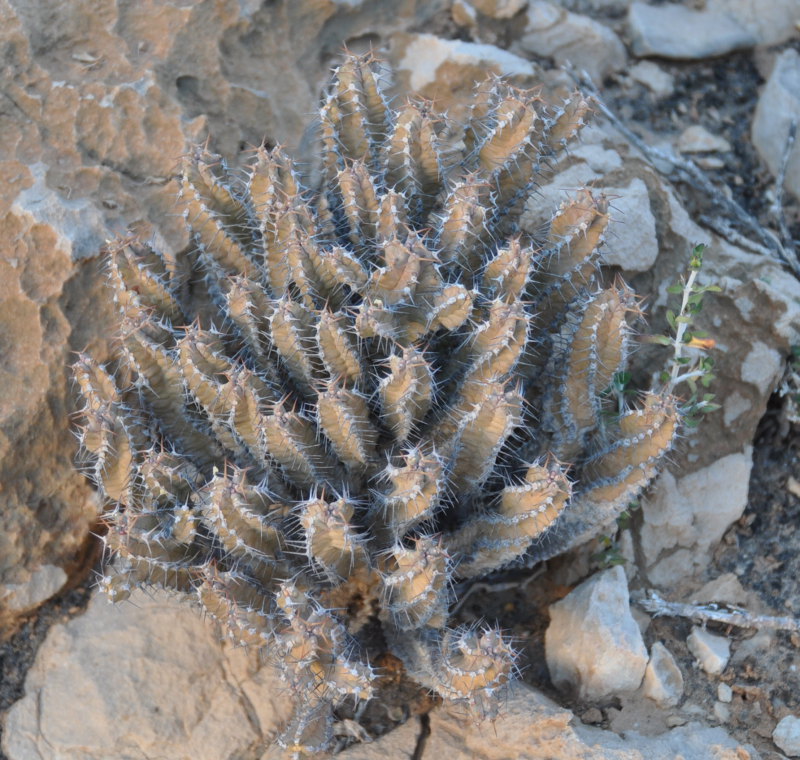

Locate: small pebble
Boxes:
[774,715,800,757]
[581,707,604,724]
[717,683,733,703]
[666,715,688,727]
[696,157,725,170]
[713,701,731,723]
[677,125,731,154]
[687,627,731,675]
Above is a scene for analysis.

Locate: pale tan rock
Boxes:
[642,642,684,707]
[687,627,731,676]
[2,589,292,760]
[707,0,800,47]
[628,2,756,59]
[629,61,674,98]
[392,33,536,115]
[640,452,753,586]
[0,565,67,614]
[677,126,731,154]
[692,573,748,606]
[514,1,627,82]
[546,566,648,700]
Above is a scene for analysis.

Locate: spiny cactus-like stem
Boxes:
[74,52,681,756]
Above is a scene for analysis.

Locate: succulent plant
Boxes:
[74,53,679,756]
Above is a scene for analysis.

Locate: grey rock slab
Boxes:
[628,2,756,59]
[545,566,648,700]
[642,642,684,707]
[524,168,658,272]
[640,451,753,586]
[707,0,800,47]
[602,177,659,271]
[514,1,627,82]
[2,589,291,760]
[774,715,800,757]
[753,49,800,203]
[687,627,731,676]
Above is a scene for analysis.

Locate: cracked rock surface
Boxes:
[2,589,292,760]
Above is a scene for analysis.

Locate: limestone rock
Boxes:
[2,589,291,760]
[627,2,756,60]
[642,642,684,707]
[677,126,731,154]
[692,573,749,607]
[640,452,753,586]
[774,715,800,757]
[600,178,659,271]
[753,49,800,203]
[343,682,760,759]
[545,566,648,700]
[0,566,67,615]
[523,164,657,272]
[514,1,627,82]
[707,0,800,47]
[687,627,731,676]
[392,33,536,115]
[629,60,675,98]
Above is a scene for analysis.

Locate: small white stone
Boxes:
[687,627,731,676]
[545,566,648,700]
[629,60,674,98]
[717,682,733,703]
[774,715,800,757]
[642,642,684,707]
[713,701,731,723]
[677,125,731,154]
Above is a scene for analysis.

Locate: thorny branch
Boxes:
[634,589,800,633]
[573,70,800,279]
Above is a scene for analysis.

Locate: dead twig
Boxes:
[572,69,800,280]
[771,119,798,262]
[634,589,800,633]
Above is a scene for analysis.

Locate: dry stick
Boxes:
[635,589,800,633]
[771,119,798,262]
[574,70,800,279]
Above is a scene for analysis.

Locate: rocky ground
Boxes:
[2,0,800,758]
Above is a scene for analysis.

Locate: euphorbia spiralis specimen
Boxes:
[74,53,679,757]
